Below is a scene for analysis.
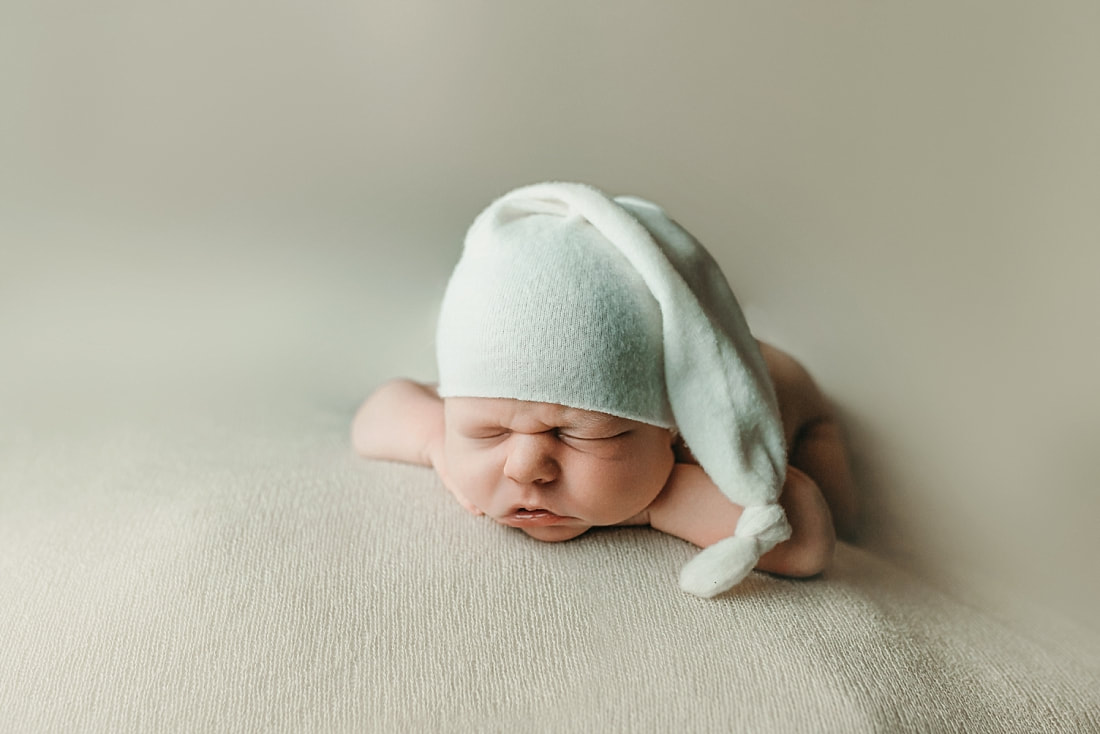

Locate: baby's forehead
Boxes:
[444,397,627,429]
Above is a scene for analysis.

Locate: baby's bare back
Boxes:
[756,341,859,540]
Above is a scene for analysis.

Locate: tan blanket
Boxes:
[3,415,1097,732]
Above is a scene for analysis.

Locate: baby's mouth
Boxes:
[500,507,571,528]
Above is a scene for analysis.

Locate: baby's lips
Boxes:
[498,508,571,528]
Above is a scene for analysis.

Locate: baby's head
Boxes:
[435,182,790,596]
[435,182,679,540]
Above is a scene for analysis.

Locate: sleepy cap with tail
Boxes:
[436,182,790,597]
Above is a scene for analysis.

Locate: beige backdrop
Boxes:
[4,1,1098,629]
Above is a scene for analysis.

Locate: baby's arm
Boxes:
[351,379,482,514]
[646,464,836,578]
[352,379,443,466]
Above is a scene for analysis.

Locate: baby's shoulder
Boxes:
[756,341,813,389]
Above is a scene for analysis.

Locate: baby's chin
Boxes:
[517,524,592,543]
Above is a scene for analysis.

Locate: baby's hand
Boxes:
[426,439,483,516]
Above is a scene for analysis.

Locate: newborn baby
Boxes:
[353,182,857,597]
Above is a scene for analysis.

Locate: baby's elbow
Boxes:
[762,465,838,578]
[783,520,836,578]
[351,379,415,457]
[758,512,836,578]
[351,392,383,457]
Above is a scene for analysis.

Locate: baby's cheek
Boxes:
[611,469,671,520]
[570,487,634,526]
[445,447,494,504]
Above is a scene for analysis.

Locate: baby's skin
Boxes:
[353,342,858,578]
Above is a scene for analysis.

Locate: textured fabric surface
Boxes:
[3,408,1099,733]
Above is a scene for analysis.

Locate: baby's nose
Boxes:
[502,433,559,485]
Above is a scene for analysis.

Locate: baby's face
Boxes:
[443,397,676,542]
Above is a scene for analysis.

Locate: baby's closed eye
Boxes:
[466,430,510,441]
[556,430,640,459]
[557,429,630,442]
